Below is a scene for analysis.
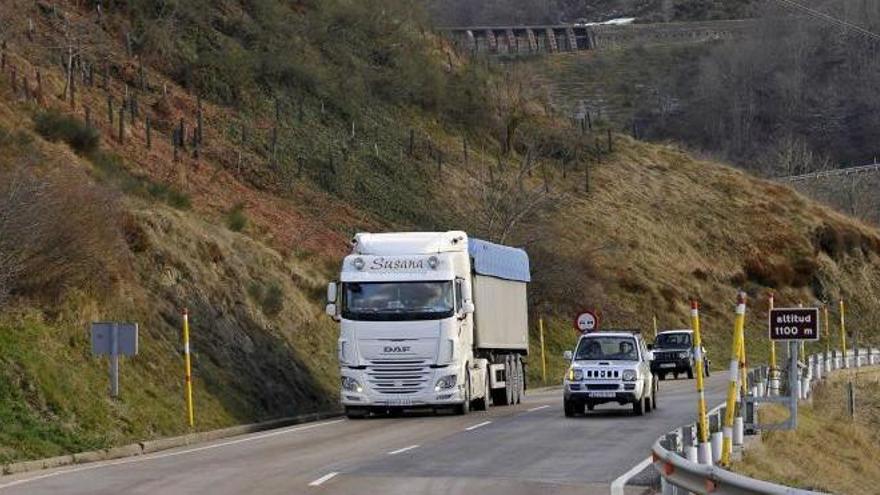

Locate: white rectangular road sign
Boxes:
[91,322,139,356]
[769,308,820,341]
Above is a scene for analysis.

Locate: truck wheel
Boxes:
[564,399,575,417]
[515,358,524,404]
[505,355,514,405]
[473,369,490,411]
[632,397,644,416]
[455,371,471,415]
[687,367,694,379]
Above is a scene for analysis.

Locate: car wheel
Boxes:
[658,372,666,381]
[705,363,711,377]
[564,399,575,417]
[673,372,679,380]
[652,380,659,410]
[632,397,644,416]
[687,367,694,379]
[586,403,595,411]
[645,394,652,413]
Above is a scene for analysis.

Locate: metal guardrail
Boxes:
[652,347,879,495]
[777,162,880,182]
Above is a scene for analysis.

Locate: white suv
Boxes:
[563,331,657,416]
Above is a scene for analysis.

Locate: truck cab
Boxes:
[325,232,530,418]
[563,331,657,416]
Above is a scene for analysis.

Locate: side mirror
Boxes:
[325,303,338,319]
[326,282,338,303]
[647,343,654,350]
[647,351,655,361]
[563,350,573,361]
[461,300,475,315]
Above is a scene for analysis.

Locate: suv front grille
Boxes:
[366,360,430,395]
[585,369,620,379]
[586,384,620,391]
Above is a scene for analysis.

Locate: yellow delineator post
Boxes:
[768,294,779,396]
[539,318,547,384]
[840,299,848,368]
[824,304,831,355]
[691,300,711,464]
[183,308,195,428]
[722,292,747,467]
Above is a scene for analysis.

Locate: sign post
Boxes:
[91,322,139,398]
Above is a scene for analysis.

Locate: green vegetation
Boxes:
[33,110,100,154]
[226,204,248,232]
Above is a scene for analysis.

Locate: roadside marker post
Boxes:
[840,300,847,368]
[690,300,711,465]
[539,318,547,384]
[183,308,195,428]
[653,314,658,339]
[721,292,746,467]
[91,322,139,398]
[768,294,780,396]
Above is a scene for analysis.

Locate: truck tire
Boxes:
[473,368,489,411]
[505,355,514,405]
[455,370,471,415]
[514,357,524,404]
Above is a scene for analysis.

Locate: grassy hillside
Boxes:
[735,369,880,493]
[0,0,878,465]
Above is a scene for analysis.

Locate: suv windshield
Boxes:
[342,281,454,321]
[655,333,692,349]
[575,336,639,361]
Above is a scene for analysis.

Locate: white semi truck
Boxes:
[325,231,530,418]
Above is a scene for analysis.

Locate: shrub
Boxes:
[226,204,248,232]
[33,110,100,154]
[0,166,126,305]
[247,282,285,317]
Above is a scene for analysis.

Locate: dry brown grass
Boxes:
[734,369,880,494]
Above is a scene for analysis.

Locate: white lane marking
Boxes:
[387,445,419,456]
[0,419,345,491]
[527,405,550,412]
[464,421,492,431]
[609,456,652,495]
[308,472,339,487]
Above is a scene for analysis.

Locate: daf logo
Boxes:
[383,346,411,353]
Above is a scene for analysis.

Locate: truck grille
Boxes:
[366,360,431,395]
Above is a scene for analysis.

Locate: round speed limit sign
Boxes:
[574,311,599,333]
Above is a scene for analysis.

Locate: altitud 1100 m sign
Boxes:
[769,308,820,341]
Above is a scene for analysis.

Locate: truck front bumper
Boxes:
[340,369,465,408]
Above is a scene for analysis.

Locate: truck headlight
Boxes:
[435,375,457,391]
[341,376,363,393]
[568,368,583,381]
[622,370,637,382]
[679,352,689,359]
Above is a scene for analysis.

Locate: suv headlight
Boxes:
[622,370,637,382]
[341,376,363,393]
[679,352,690,359]
[435,375,457,391]
[568,368,583,381]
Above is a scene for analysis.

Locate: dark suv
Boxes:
[650,330,709,380]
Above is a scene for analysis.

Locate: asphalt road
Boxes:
[0,375,728,495]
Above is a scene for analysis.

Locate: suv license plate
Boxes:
[386,399,413,406]
[589,391,616,398]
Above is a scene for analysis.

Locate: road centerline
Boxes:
[387,445,419,456]
[464,421,492,431]
[308,472,339,487]
[526,405,550,412]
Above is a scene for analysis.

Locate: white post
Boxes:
[686,446,699,463]
[711,431,723,464]
[110,323,119,398]
[733,417,744,446]
[698,442,712,465]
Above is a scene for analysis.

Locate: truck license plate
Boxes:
[386,399,413,406]
[589,391,616,398]
[660,363,676,368]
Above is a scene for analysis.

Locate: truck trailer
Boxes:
[325,231,530,418]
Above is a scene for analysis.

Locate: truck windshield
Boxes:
[342,281,455,321]
[575,336,639,361]
[655,333,692,349]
